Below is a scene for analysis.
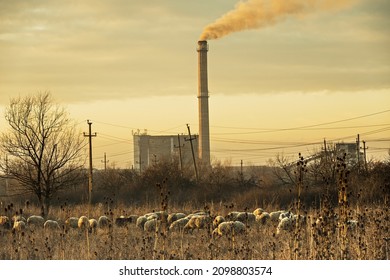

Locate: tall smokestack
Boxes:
[197,40,210,166]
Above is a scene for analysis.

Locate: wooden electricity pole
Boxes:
[363,141,368,172]
[84,120,97,205]
[185,124,198,181]
[101,152,109,171]
[174,134,184,172]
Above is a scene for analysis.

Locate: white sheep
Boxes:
[256,212,270,225]
[213,221,246,237]
[236,212,256,224]
[27,215,45,229]
[279,211,293,220]
[226,211,241,221]
[212,215,225,228]
[78,216,90,230]
[169,217,189,231]
[145,213,158,220]
[143,218,158,232]
[97,215,111,229]
[167,213,187,224]
[136,216,147,229]
[44,220,60,231]
[89,218,98,230]
[12,220,26,232]
[253,208,265,216]
[269,211,284,222]
[155,210,168,221]
[12,215,26,224]
[65,217,79,229]
[184,215,211,232]
[145,211,168,221]
[276,217,293,234]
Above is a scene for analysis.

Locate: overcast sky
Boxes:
[0,0,389,167]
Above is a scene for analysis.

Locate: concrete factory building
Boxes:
[133,133,198,172]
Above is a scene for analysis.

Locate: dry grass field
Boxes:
[0,200,388,260]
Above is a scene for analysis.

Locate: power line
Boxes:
[210,109,390,134]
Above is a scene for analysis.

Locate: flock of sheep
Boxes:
[0,214,112,233]
[0,207,358,237]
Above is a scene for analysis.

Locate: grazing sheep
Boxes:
[256,212,270,225]
[169,217,189,231]
[44,220,60,231]
[154,210,168,221]
[89,219,98,230]
[236,212,256,224]
[65,217,79,229]
[226,211,241,221]
[145,211,168,221]
[144,218,158,232]
[78,216,90,230]
[276,217,293,234]
[97,215,111,229]
[213,221,246,237]
[269,211,284,222]
[136,216,147,229]
[12,215,26,224]
[12,220,26,232]
[167,213,186,224]
[145,213,158,220]
[279,211,293,221]
[184,215,211,232]
[253,208,265,216]
[213,215,225,229]
[0,216,11,230]
[192,210,208,216]
[27,215,45,229]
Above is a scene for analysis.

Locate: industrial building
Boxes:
[335,142,363,166]
[133,133,198,172]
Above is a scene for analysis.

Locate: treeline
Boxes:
[3,155,389,212]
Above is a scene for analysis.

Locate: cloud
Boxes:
[0,0,389,105]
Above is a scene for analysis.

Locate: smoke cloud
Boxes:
[200,0,356,40]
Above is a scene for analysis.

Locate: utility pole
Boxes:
[84,120,97,205]
[136,138,144,173]
[363,141,368,172]
[185,124,198,181]
[174,134,184,172]
[356,134,361,170]
[101,152,109,171]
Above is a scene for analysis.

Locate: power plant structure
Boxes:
[133,40,211,171]
[133,133,198,172]
[197,40,211,166]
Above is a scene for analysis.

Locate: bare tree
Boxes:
[268,153,296,186]
[0,92,86,217]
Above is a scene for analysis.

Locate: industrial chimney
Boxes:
[197,40,210,166]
